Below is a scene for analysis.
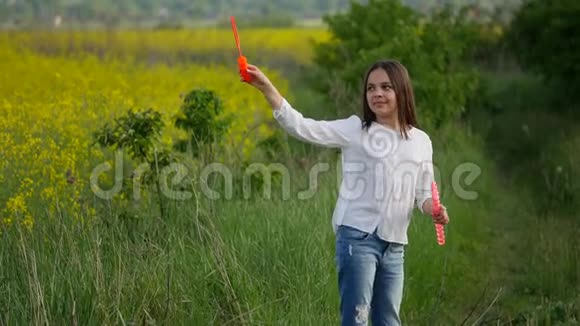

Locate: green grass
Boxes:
[2,75,580,323]
[0,122,528,325]
[2,38,580,325]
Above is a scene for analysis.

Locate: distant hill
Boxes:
[0,0,522,28]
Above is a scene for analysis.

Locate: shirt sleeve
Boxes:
[415,137,434,214]
[273,98,360,148]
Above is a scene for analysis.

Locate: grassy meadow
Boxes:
[1,27,579,325]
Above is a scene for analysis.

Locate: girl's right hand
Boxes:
[242,64,274,92]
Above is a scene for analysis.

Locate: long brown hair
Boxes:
[361,60,419,140]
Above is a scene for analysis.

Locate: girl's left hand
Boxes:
[433,204,450,225]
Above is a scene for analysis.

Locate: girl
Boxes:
[243,60,449,326]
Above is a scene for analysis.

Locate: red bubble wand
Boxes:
[431,181,446,246]
[230,16,252,82]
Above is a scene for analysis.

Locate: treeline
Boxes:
[1,0,521,28]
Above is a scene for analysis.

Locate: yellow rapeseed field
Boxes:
[0,31,293,229]
[4,28,330,64]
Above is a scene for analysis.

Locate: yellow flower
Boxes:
[6,194,27,215]
[22,214,34,230]
[2,217,13,227]
[41,187,56,201]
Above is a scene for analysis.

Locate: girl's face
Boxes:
[366,68,398,120]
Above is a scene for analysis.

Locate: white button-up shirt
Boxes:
[273,98,435,244]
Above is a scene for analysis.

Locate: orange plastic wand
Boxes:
[230,16,252,82]
[431,181,446,246]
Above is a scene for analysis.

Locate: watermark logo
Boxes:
[362,126,400,159]
[88,152,483,203]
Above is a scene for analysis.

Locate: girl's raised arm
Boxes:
[245,64,360,148]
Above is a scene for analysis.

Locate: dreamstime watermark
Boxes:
[89,150,482,202]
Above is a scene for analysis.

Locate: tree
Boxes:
[173,88,232,159]
[312,0,478,130]
[509,0,580,103]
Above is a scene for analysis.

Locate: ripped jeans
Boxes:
[335,225,405,326]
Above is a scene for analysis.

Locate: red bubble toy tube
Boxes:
[431,181,446,246]
[230,16,252,82]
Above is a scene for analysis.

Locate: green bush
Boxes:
[93,108,173,218]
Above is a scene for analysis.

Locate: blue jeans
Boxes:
[335,225,405,326]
